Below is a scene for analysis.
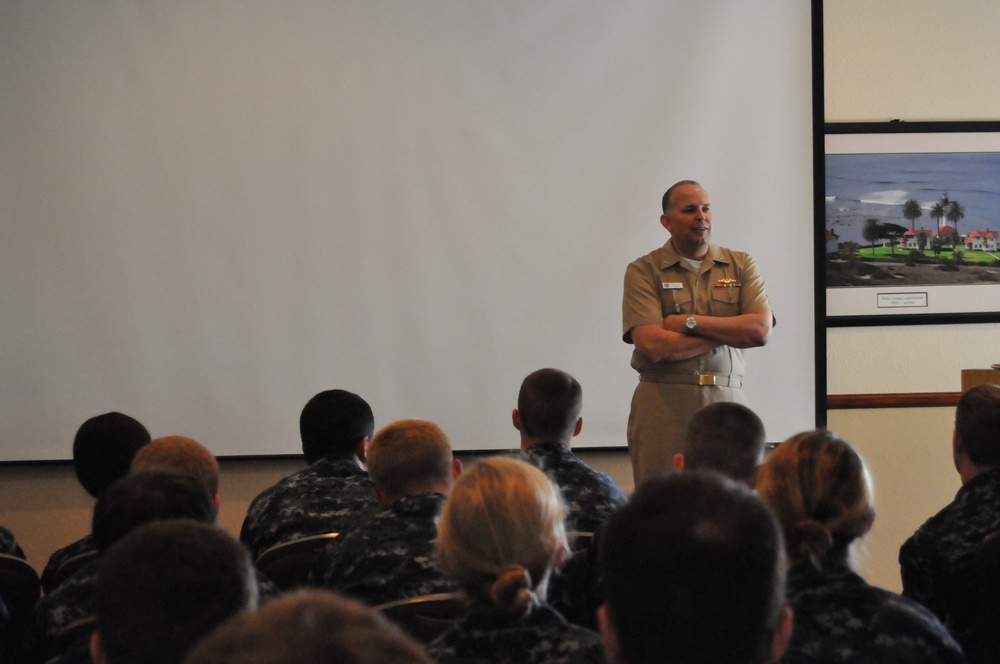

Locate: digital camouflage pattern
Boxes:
[520,442,627,535]
[427,601,606,664]
[0,526,24,559]
[784,556,965,664]
[240,456,378,561]
[40,534,95,594]
[899,467,1000,656]
[309,492,458,606]
[23,559,97,664]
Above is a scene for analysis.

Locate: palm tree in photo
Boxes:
[917,230,929,252]
[946,200,965,242]
[862,217,882,256]
[930,201,946,231]
[903,198,923,231]
[881,222,908,255]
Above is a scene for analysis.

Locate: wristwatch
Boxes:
[685,314,697,333]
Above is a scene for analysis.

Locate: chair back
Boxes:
[44,615,97,664]
[375,592,466,644]
[254,532,339,590]
[44,549,99,594]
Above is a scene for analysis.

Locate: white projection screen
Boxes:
[1,2,815,460]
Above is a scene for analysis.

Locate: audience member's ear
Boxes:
[90,630,107,664]
[356,436,369,465]
[512,409,522,432]
[597,604,624,664]
[672,453,685,470]
[451,458,463,481]
[572,416,583,437]
[769,605,794,663]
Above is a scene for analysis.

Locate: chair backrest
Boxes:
[44,615,97,664]
[44,549,99,594]
[375,592,466,644]
[0,553,41,621]
[254,532,339,591]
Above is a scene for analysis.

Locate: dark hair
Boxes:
[91,469,216,552]
[183,590,430,664]
[956,384,1000,467]
[601,470,786,664]
[94,519,255,664]
[73,412,151,497]
[517,368,582,440]
[683,402,765,485]
[661,179,702,214]
[299,390,374,464]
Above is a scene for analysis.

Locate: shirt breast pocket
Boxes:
[710,287,740,316]
[661,289,692,317]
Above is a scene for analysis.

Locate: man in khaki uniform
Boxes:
[622,180,774,486]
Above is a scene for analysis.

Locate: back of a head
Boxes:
[600,470,786,664]
[93,519,257,664]
[91,468,217,552]
[517,368,582,440]
[131,436,220,497]
[182,590,430,664]
[73,412,151,498]
[683,402,765,485]
[366,419,453,498]
[956,383,1000,467]
[436,457,567,616]
[755,430,875,569]
[299,389,375,464]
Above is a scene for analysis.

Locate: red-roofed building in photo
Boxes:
[965,229,998,252]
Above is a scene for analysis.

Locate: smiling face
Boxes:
[661,183,712,259]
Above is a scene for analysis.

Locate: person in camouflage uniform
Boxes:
[240,389,379,562]
[900,383,1000,661]
[758,430,964,664]
[41,412,151,594]
[428,457,605,664]
[599,471,791,664]
[23,469,219,664]
[310,419,461,606]
[514,369,627,535]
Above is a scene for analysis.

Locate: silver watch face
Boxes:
[686,315,696,329]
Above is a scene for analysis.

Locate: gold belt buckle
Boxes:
[698,373,717,386]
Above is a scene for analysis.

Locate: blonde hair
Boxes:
[436,457,567,616]
[756,430,875,570]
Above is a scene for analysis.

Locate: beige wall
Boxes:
[824,0,1000,591]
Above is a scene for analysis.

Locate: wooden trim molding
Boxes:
[827,392,961,410]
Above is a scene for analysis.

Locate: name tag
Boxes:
[662,282,683,290]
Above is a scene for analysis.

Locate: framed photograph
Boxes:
[822,121,1000,326]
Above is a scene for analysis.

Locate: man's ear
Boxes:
[90,630,107,664]
[512,409,522,431]
[451,458,463,481]
[572,416,583,438]
[355,436,369,464]
[673,453,685,470]
[598,604,624,664]
[769,605,794,663]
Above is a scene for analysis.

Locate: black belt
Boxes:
[639,372,742,388]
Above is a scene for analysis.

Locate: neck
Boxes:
[521,436,571,452]
[669,238,708,260]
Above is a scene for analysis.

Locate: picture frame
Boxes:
[821,121,1000,327]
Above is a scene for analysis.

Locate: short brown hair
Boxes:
[131,436,220,497]
[683,403,765,485]
[366,419,453,497]
[956,384,1000,467]
[184,590,430,664]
